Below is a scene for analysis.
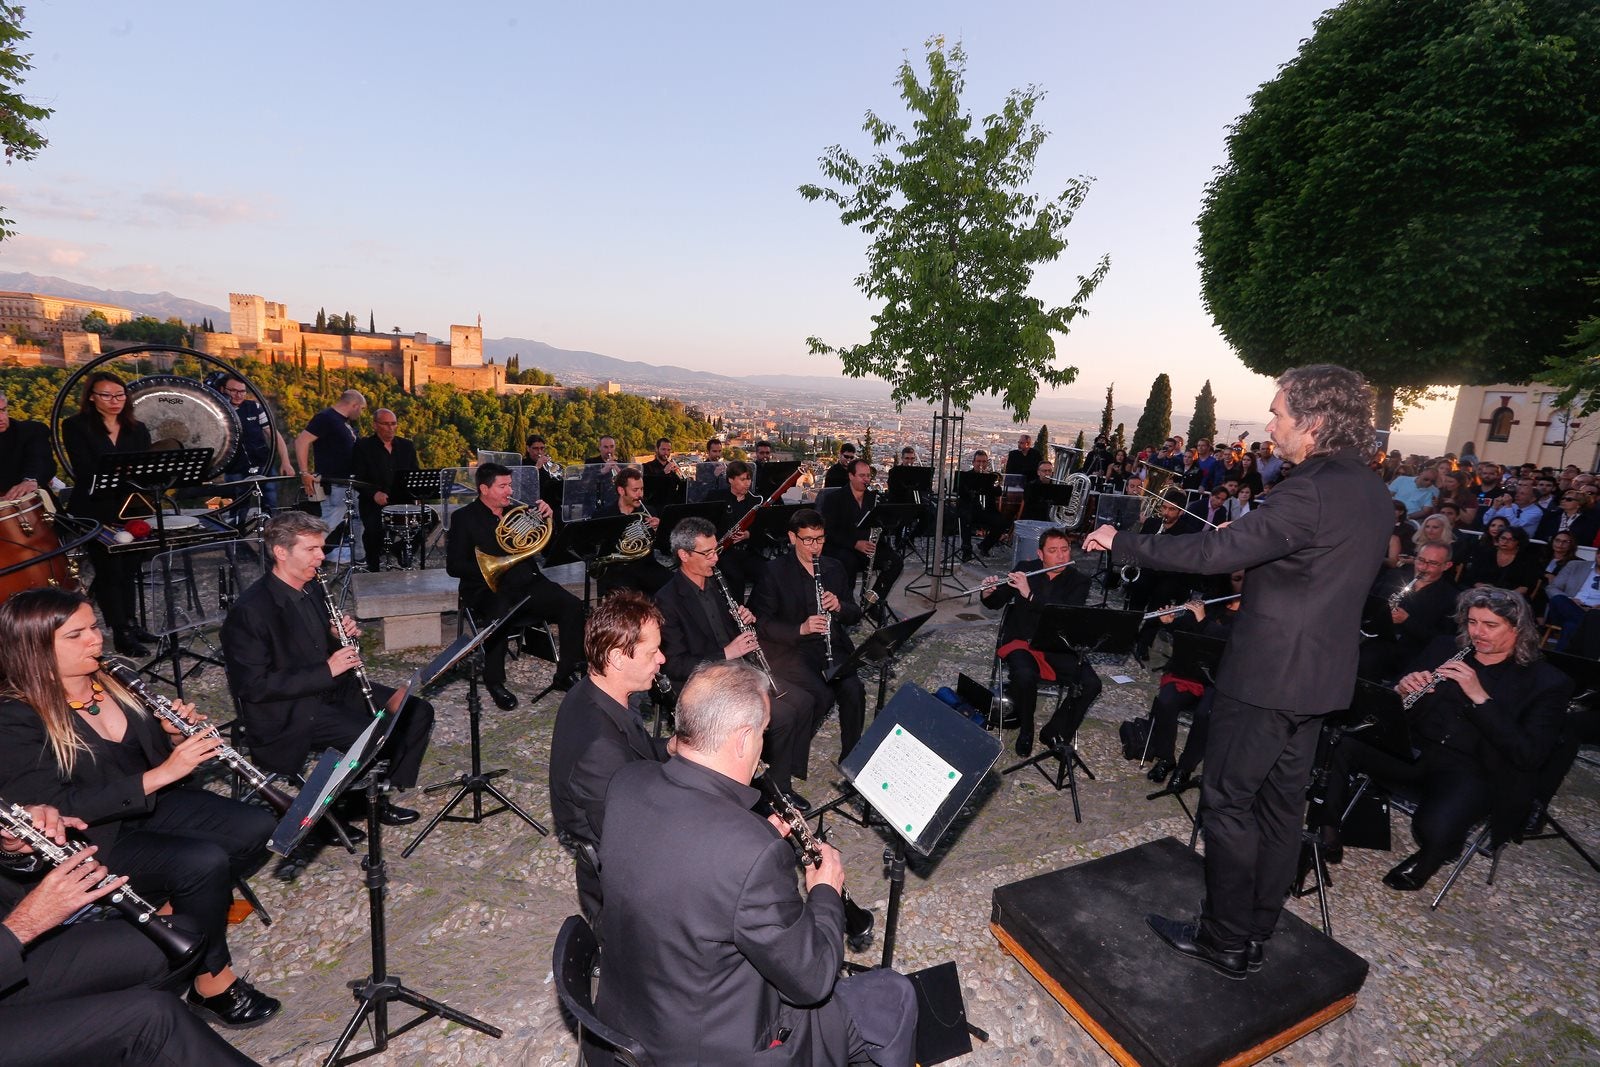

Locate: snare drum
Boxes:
[381,504,427,532]
[0,490,80,600]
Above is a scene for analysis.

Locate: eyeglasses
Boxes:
[91,391,126,401]
[1496,536,1518,544]
[687,546,719,559]
[795,535,825,545]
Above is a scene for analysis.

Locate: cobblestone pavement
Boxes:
[172,556,1600,1066]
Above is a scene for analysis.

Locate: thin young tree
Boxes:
[1188,379,1217,444]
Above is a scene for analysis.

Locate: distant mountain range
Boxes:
[0,272,229,325]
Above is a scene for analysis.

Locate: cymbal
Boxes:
[221,473,300,485]
[317,476,381,490]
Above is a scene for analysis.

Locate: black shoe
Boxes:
[1246,940,1265,972]
[1015,731,1034,758]
[1382,852,1443,892]
[486,682,518,710]
[128,624,160,644]
[1167,767,1195,792]
[378,802,420,826]
[1145,914,1247,980]
[1318,826,1344,865]
[550,670,580,692]
[1132,645,1150,666]
[186,976,282,1029]
[783,791,812,814]
[112,631,149,657]
[1147,758,1175,784]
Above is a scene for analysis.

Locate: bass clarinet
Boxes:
[712,567,781,695]
[755,770,873,950]
[1401,646,1473,710]
[99,659,295,817]
[0,801,204,965]
[316,571,383,718]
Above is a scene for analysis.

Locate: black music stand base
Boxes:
[401,666,547,860]
[324,770,502,1066]
[1002,740,1095,822]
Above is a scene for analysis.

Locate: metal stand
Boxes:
[324,766,502,1065]
[1001,731,1095,822]
[905,398,966,603]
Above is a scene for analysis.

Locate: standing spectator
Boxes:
[294,389,367,561]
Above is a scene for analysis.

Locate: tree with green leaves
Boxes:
[860,426,874,465]
[1188,379,1217,444]
[1198,0,1600,430]
[1111,422,1126,453]
[369,310,375,334]
[1132,373,1172,453]
[1098,384,1115,442]
[0,5,50,244]
[1034,424,1050,458]
[1072,429,1085,452]
[79,310,110,334]
[315,308,327,330]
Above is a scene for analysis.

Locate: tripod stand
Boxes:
[402,598,547,859]
[324,764,503,1065]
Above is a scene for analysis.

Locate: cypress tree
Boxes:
[1132,373,1173,453]
[1188,379,1218,444]
[1099,384,1115,441]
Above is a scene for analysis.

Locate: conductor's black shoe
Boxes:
[1382,852,1443,892]
[1167,767,1195,792]
[112,631,149,657]
[186,977,281,1029]
[783,790,812,814]
[1147,758,1175,783]
[1145,914,1247,980]
[1246,940,1265,972]
[378,802,420,827]
[1015,731,1034,758]
[486,682,518,710]
[550,670,581,692]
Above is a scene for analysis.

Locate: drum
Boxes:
[126,375,241,479]
[0,491,80,601]
[381,504,431,569]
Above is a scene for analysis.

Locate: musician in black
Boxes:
[707,460,763,599]
[1081,435,1113,477]
[0,803,260,1064]
[1358,542,1459,684]
[1143,575,1244,789]
[1126,488,1204,662]
[692,436,729,496]
[1005,433,1042,482]
[351,408,423,573]
[640,437,685,509]
[218,374,293,511]
[445,463,585,709]
[1315,587,1570,892]
[819,458,902,612]
[823,442,856,489]
[521,434,565,514]
[958,449,1006,562]
[0,390,54,501]
[61,371,156,657]
[751,509,868,766]
[222,512,434,814]
[592,468,672,598]
[980,527,1102,757]
[655,518,815,805]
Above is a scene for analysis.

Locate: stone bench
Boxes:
[349,562,589,651]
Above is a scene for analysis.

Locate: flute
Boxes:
[316,571,382,718]
[1401,646,1473,709]
[1140,593,1241,621]
[971,561,1072,598]
[100,659,295,817]
[712,567,781,695]
[0,801,204,965]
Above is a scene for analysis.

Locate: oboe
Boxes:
[0,801,204,965]
[1401,646,1473,709]
[754,771,873,948]
[100,659,295,817]
[712,567,781,695]
[316,571,382,718]
[814,568,833,671]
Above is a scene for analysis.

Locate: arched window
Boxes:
[1487,401,1515,443]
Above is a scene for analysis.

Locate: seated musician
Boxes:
[548,591,670,924]
[819,457,903,615]
[706,460,764,599]
[592,468,672,598]
[1018,459,1057,520]
[221,512,435,820]
[1144,573,1244,790]
[958,449,1005,562]
[656,517,815,807]
[640,437,686,508]
[823,442,856,489]
[752,509,868,772]
[0,389,55,500]
[1358,541,1458,683]
[351,408,423,573]
[1314,587,1571,891]
[445,463,585,709]
[0,589,281,1028]
[596,660,917,1067]
[0,803,259,1064]
[979,527,1102,757]
[1126,487,1204,663]
[693,436,730,495]
[521,434,565,510]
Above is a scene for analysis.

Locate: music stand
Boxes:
[653,501,727,553]
[887,464,933,502]
[549,514,634,607]
[1020,480,1076,519]
[641,473,686,511]
[954,470,998,501]
[749,503,804,556]
[402,605,548,859]
[754,460,801,498]
[1001,605,1140,816]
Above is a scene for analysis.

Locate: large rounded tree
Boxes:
[1197,0,1600,428]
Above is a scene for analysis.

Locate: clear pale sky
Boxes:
[0,0,1457,443]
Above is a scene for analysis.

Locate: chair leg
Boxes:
[1430,824,1491,910]
[234,877,271,927]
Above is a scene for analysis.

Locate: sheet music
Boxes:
[856,724,960,841]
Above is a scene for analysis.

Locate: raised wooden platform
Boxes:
[990,837,1367,1067]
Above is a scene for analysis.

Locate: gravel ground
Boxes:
[158,556,1600,1066]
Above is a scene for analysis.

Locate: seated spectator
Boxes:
[1463,526,1540,597]
[1227,482,1259,520]
[1235,452,1264,496]
[1535,530,1584,618]
[1389,465,1439,521]
[1385,500,1413,570]
[1482,481,1543,537]
[1410,513,1456,563]
[1536,486,1600,545]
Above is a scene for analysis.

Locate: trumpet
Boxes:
[0,801,205,966]
[316,571,382,719]
[712,567,781,695]
[476,497,553,592]
[99,659,295,817]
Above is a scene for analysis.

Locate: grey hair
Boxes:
[338,389,367,408]
[264,510,328,558]
[1453,586,1540,666]
[675,660,769,753]
[670,515,717,557]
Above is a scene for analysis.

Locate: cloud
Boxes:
[136,189,261,226]
[0,175,268,231]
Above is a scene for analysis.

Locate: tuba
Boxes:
[475,499,553,592]
[1049,472,1095,530]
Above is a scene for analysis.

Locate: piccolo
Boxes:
[1141,593,1241,621]
[1401,646,1473,709]
[100,659,295,817]
[0,801,204,965]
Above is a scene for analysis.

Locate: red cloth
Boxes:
[996,638,1055,682]
[1159,673,1206,697]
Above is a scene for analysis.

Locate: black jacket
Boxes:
[655,570,740,692]
[350,435,420,509]
[751,551,859,675]
[547,675,668,849]
[980,557,1091,645]
[0,419,54,488]
[61,412,153,522]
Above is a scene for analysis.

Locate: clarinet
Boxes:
[754,771,873,948]
[814,568,834,671]
[99,659,295,817]
[712,567,780,695]
[316,571,382,718]
[0,801,204,965]
[1401,646,1473,710]
[860,526,884,607]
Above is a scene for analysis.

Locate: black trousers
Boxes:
[1003,649,1101,741]
[1317,737,1492,866]
[958,502,1005,554]
[108,788,275,977]
[83,541,140,633]
[2,986,259,1066]
[783,658,868,763]
[469,568,586,684]
[759,683,821,795]
[1148,683,1216,767]
[358,501,427,572]
[1196,695,1323,950]
[306,684,436,790]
